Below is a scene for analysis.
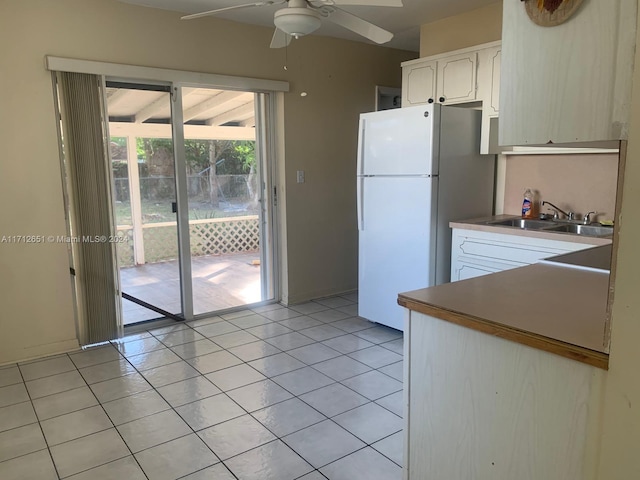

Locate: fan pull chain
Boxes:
[284,43,288,71]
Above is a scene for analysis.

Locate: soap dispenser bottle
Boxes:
[522,188,534,218]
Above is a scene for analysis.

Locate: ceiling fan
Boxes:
[181,0,403,48]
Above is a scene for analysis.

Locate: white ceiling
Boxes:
[118,0,497,52]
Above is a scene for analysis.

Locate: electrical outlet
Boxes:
[296,170,305,183]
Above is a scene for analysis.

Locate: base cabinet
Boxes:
[451,228,596,282]
[403,310,604,480]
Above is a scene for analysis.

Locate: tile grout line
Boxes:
[3,298,404,479]
[113,337,257,477]
[24,347,147,479]
[14,355,64,480]
[124,302,394,476]
[74,355,150,480]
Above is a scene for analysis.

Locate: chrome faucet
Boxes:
[542,201,575,220]
[583,211,597,225]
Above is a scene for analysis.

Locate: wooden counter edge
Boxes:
[397,295,609,370]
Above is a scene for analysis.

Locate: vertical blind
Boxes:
[56,71,122,345]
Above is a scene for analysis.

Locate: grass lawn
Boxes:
[114,199,258,225]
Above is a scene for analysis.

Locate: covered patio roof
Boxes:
[106,86,256,141]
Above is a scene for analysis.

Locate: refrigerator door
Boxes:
[357,104,439,177]
[358,176,438,331]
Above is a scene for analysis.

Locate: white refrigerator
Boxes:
[357,104,495,331]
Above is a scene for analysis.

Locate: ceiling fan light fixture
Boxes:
[274,8,322,38]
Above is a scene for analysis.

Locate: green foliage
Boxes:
[184,141,210,173]
[130,137,256,174]
[233,141,256,173]
[137,137,172,163]
[111,137,127,147]
[112,137,257,176]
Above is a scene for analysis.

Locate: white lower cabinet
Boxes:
[451,228,595,282]
[403,309,604,480]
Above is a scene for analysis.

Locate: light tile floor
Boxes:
[0,295,404,480]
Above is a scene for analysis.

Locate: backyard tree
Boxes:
[128,137,257,209]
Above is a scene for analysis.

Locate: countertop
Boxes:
[398,244,611,370]
[540,244,612,273]
[450,214,613,246]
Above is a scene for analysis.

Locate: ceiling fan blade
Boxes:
[181,1,282,20]
[270,28,292,48]
[316,0,402,6]
[326,7,393,44]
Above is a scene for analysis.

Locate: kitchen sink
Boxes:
[485,218,614,237]
[486,218,557,230]
[545,224,613,237]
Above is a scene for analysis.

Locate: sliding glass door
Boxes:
[105,81,275,325]
[178,87,265,315]
[106,83,183,324]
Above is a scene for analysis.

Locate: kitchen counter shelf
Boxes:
[398,259,610,370]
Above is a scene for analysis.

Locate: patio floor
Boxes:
[121,252,262,325]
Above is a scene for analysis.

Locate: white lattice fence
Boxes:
[143,225,179,263]
[115,227,134,267]
[116,215,260,267]
[190,216,260,256]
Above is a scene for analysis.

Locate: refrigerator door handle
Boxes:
[357,119,366,176]
[357,176,364,231]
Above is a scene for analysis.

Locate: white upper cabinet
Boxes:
[500,0,637,146]
[488,48,501,116]
[402,42,501,153]
[478,45,501,153]
[436,52,477,104]
[402,50,479,107]
[402,59,436,106]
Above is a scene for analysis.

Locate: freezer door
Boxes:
[358,176,437,331]
[357,104,439,177]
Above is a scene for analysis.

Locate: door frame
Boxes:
[171,83,280,321]
[170,85,194,320]
[46,56,289,326]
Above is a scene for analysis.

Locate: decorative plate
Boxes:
[524,0,585,27]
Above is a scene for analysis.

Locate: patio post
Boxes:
[126,134,145,264]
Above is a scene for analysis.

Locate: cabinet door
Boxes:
[499,0,635,145]
[402,60,437,107]
[488,48,501,116]
[454,261,511,281]
[451,228,599,283]
[436,52,477,105]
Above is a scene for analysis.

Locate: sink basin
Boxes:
[484,218,614,237]
[545,224,613,237]
[486,219,556,230]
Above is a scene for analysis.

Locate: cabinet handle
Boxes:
[439,96,445,103]
[427,98,434,104]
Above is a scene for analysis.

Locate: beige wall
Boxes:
[502,153,618,221]
[0,0,413,364]
[420,2,502,57]
[596,4,640,477]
